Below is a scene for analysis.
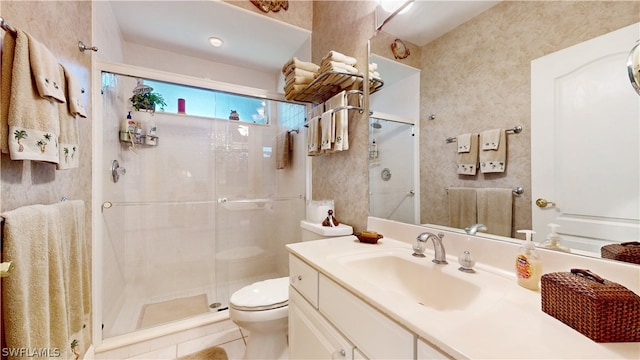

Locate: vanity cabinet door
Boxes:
[417,338,451,360]
[289,286,354,360]
[318,275,414,359]
[289,254,319,308]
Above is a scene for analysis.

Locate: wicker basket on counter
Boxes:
[541,269,640,343]
[601,241,640,264]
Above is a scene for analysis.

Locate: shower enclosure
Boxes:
[97,64,306,339]
[368,115,419,224]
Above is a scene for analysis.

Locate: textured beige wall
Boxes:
[0,1,92,222]
[310,0,377,232]
[419,1,640,236]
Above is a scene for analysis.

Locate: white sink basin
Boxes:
[334,248,509,311]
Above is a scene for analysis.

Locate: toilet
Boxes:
[229,211,353,360]
[229,277,290,360]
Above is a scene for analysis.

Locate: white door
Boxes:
[531,23,640,254]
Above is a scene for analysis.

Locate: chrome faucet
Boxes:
[412,232,447,264]
[465,223,488,235]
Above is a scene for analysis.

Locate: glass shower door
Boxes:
[369,116,418,223]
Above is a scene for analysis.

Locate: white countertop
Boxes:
[287,219,640,359]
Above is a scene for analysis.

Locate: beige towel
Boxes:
[318,61,359,75]
[307,115,320,156]
[27,33,66,103]
[281,57,319,75]
[327,90,348,151]
[1,200,91,360]
[480,129,506,173]
[285,74,314,87]
[57,65,80,170]
[320,110,333,151]
[456,133,478,175]
[1,30,60,163]
[276,131,291,169]
[285,67,316,79]
[476,188,513,237]
[448,187,477,229]
[321,50,357,66]
[62,64,87,118]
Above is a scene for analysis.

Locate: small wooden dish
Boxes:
[355,232,383,244]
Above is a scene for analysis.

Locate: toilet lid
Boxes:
[230,277,289,311]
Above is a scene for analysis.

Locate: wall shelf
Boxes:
[291,71,384,104]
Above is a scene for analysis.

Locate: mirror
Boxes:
[629,40,640,95]
[369,0,640,262]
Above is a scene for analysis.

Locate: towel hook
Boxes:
[78,41,98,53]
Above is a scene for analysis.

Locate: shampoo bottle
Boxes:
[515,230,542,290]
[121,112,133,141]
[541,223,570,253]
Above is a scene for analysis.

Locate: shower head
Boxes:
[371,121,382,129]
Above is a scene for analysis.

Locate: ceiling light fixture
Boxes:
[208,37,224,48]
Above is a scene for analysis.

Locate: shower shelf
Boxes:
[119,131,158,146]
[291,70,384,104]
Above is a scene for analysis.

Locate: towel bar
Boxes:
[446,187,524,195]
[0,16,17,36]
[445,125,523,143]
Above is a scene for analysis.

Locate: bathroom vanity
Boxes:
[286,217,640,359]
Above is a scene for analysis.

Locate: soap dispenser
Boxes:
[541,223,570,253]
[515,230,542,290]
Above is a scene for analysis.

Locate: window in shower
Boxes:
[100,70,306,339]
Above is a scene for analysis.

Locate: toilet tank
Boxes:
[300,220,353,241]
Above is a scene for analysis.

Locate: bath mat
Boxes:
[177,346,228,360]
[137,294,209,329]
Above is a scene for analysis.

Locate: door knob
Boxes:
[535,198,556,208]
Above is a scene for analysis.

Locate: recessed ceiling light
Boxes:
[208,37,224,48]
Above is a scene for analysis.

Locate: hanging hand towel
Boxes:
[27,32,66,103]
[276,131,291,169]
[480,129,506,173]
[306,115,321,156]
[447,187,477,229]
[1,30,60,163]
[476,188,513,237]
[328,90,348,151]
[57,65,81,170]
[456,133,478,175]
[320,110,333,152]
[481,128,501,150]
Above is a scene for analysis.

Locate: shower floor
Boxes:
[137,293,209,329]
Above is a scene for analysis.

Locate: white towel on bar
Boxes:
[328,90,348,151]
[320,110,333,152]
[457,133,471,153]
[306,115,321,156]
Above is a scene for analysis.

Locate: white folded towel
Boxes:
[481,128,501,150]
[457,133,478,175]
[318,61,359,75]
[322,50,357,66]
[480,129,506,173]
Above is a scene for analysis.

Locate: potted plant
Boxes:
[129,79,167,113]
[129,91,167,113]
